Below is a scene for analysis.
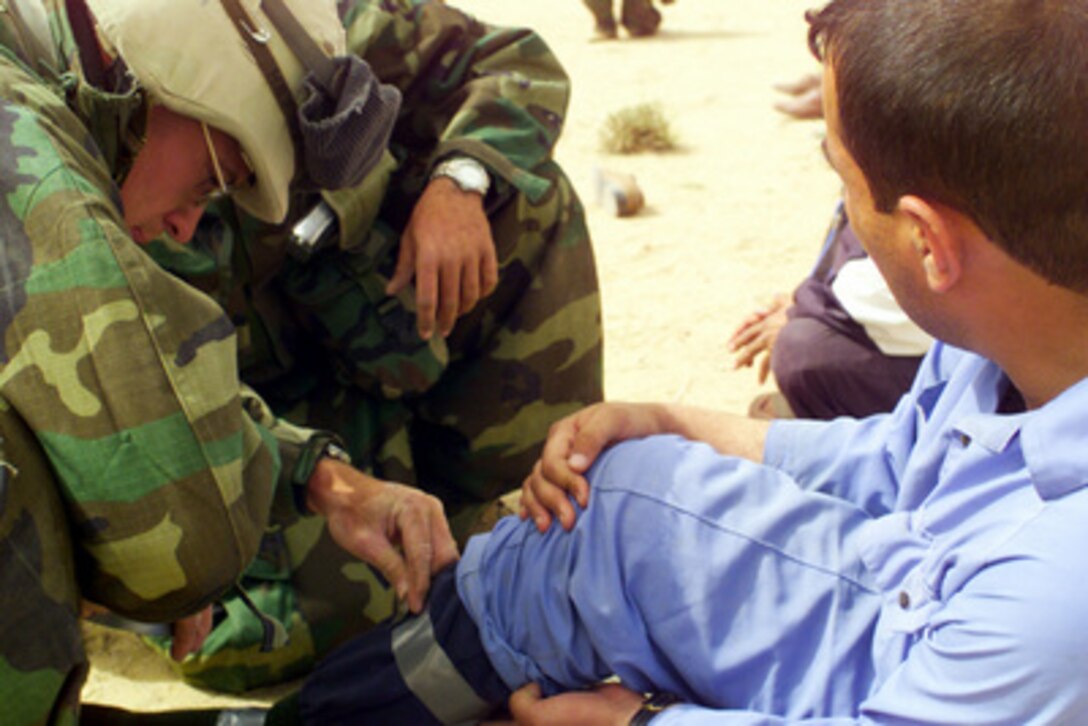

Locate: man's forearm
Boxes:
[651,403,771,463]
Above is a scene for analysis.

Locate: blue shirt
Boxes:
[659,343,1088,724]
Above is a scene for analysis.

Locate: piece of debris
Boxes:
[594,167,645,217]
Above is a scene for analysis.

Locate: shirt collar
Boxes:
[946,358,1088,501]
[1017,375,1088,500]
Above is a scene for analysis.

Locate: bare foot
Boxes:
[591,21,619,41]
[773,73,820,96]
[774,87,824,120]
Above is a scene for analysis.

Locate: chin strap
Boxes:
[219,0,400,192]
[219,0,304,178]
[64,0,107,87]
[260,0,339,93]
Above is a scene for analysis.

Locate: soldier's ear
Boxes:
[898,195,962,293]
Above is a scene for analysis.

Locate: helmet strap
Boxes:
[219,0,303,183]
[65,0,107,87]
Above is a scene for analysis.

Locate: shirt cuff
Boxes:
[280,431,349,516]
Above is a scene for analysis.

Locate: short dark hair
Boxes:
[808,0,1088,292]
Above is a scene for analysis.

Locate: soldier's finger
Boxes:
[366,534,411,608]
[437,261,461,338]
[414,255,439,340]
[395,503,433,613]
[428,504,460,572]
[386,236,416,296]
[459,260,480,317]
[480,245,499,297]
[170,606,213,661]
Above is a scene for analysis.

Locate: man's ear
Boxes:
[897,195,962,293]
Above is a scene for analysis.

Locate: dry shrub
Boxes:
[599,103,677,154]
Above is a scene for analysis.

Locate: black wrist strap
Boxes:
[629,692,683,725]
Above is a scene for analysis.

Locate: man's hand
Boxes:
[519,403,667,533]
[728,293,791,384]
[504,682,644,726]
[82,599,212,662]
[306,458,459,613]
[386,178,498,340]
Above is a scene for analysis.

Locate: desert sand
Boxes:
[82,0,842,711]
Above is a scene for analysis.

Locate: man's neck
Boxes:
[982,281,1088,410]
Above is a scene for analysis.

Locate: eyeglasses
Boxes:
[199,121,242,206]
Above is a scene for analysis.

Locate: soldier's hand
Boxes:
[387,178,498,340]
[520,403,666,532]
[306,459,459,613]
[171,605,214,661]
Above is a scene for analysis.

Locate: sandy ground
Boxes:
[82,0,842,712]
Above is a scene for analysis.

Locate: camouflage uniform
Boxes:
[0,2,355,721]
[140,0,603,694]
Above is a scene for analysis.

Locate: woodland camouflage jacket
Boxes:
[0,0,580,722]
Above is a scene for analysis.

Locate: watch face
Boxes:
[435,158,489,195]
[459,164,488,190]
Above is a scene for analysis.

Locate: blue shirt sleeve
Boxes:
[762,412,903,518]
[762,344,965,518]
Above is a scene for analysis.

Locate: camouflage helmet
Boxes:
[84,0,346,223]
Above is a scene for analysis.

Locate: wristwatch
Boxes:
[291,435,352,515]
[430,156,490,196]
[320,440,352,466]
[629,692,682,725]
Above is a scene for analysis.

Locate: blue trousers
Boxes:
[302,435,883,721]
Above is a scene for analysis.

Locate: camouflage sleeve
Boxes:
[341,0,572,202]
[0,79,299,622]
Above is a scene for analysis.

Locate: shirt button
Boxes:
[959,433,971,446]
[898,591,911,609]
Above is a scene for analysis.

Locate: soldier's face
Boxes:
[120,106,249,245]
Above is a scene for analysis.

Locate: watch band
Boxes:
[320,440,352,466]
[430,156,490,196]
[291,433,352,514]
[629,692,682,725]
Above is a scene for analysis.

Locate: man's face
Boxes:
[120,106,249,245]
[821,60,953,344]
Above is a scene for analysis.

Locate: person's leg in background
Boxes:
[583,0,619,39]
